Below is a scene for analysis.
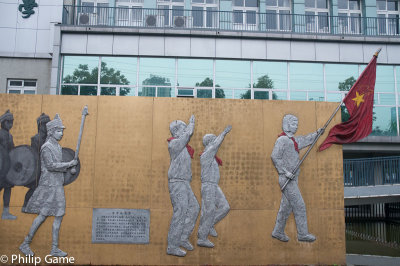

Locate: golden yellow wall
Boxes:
[0,95,345,265]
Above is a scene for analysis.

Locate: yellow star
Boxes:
[352,91,365,107]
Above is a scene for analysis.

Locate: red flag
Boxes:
[319,53,378,151]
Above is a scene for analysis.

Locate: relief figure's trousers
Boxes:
[273,174,309,237]
[197,183,230,240]
[167,180,199,248]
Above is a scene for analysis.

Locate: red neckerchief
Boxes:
[279,132,299,153]
[167,137,194,159]
[199,152,223,166]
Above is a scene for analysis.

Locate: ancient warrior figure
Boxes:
[0,110,16,220]
[166,115,200,257]
[22,113,50,213]
[271,114,323,242]
[20,114,78,257]
[197,125,231,248]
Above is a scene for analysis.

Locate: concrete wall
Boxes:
[0,0,63,58]
[0,58,51,94]
[0,95,345,265]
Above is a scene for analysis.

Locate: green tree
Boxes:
[62,62,131,96]
[195,77,225,98]
[240,74,278,100]
[338,76,357,122]
[142,74,171,97]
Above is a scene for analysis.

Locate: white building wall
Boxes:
[0,0,63,58]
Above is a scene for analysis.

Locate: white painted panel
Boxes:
[387,45,400,64]
[35,29,51,54]
[315,42,340,62]
[39,0,63,6]
[0,28,16,53]
[61,33,87,54]
[37,5,54,30]
[16,2,39,29]
[216,38,241,58]
[190,37,215,57]
[339,43,364,63]
[165,37,190,57]
[87,34,113,54]
[363,44,388,64]
[266,40,290,60]
[290,41,316,61]
[138,35,165,56]
[15,28,37,54]
[241,39,266,60]
[0,2,18,28]
[113,35,139,55]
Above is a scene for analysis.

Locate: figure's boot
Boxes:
[50,218,67,257]
[2,207,17,220]
[166,246,186,257]
[294,211,316,242]
[180,239,194,251]
[197,238,214,248]
[19,236,34,256]
[271,214,290,242]
[209,227,218,237]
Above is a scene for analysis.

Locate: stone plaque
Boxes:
[92,208,150,244]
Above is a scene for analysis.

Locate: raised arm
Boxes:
[169,115,195,156]
[205,125,232,157]
[294,128,324,150]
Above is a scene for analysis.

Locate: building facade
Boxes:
[1,0,400,152]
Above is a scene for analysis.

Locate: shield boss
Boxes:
[5,145,38,186]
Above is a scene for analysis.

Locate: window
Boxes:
[192,0,218,28]
[338,0,361,34]
[116,0,144,27]
[80,0,109,25]
[377,0,399,35]
[305,0,330,33]
[158,0,185,27]
[265,0,291,31]
[7,79,37,94]
[233,0,259,30]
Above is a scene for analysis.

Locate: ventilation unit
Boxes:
[146,15,157,26]
[174,16,185,27]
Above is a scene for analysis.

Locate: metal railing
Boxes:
[344,156,400,187]
[62,5,400,37]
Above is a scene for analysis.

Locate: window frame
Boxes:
[7,79,37,95]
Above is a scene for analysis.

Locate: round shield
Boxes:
[5,145,38,186]
[0,145,10,181]
[62,147,80,186]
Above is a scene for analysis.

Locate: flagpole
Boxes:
[280,48,382,192]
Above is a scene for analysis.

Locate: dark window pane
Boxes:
[245,0,258,7]
[100,87,116,95]
[338,0,348,9]
[317,0,327,8]
[197,89,212,98]
[376,0,386,10]
[193,6,203,27]
[233,10,243,23]
[24,81,37,87]
[9,80,23,86]
[254,91,268,99]
[158,87,172,97]
[80,86,97,95]
[23,90,36,95]
[349,0,360,10]
[8,90,21,94]
[61,85,78,95]
[266,0,277,6]
[234,0,244,6]
[305,0,315,8]
[246,10,256,24]
[141,87,156,97]
[266,10,277,30]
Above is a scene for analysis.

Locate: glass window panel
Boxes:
[245,0,258,7]
[326,64,359,92]
[253,61,287,90]
[158,87,173,97]
[266,0,277,6]
[9,80,23,86]
[305,0,315,8]
[61,85,78,95]
[100,57,136,85]
[119,87,135,96]
[100,87,116,95]
[379,93,396,105]
[397,67,400,90]
[177,89,193,96]
[338,0,348,9]
[254,90,269,99]
[266,10,277,30]
[290,91,307,101]
[8,90,21,94]
[234,0,244,6]
[387,0,398,11]
[63,56,99,84]
[371,106,397,136]
[327,93,342,102]
[279,0,290,7]
[375,65,395,93]
[178,59,213,87]
[308,91,325,101]
[246,10,257,24]
[235,89,249,99]
[376,0,386,10]
[349,0,360,10]
[216,89,233,99]
[317,0,327,8]
[197,89,212,98]
[273,91,287,100]
[140,58,175,87]
[23,90,36,94]
[80,86,97,95]
[82,2,94,13]
[215,60,250,88]
[290,63,323,91]
[24,81,36,87]
[140,87,156,97]
[172,6,184,17]
[206,7,217,27]
[233,10,244,23]
[193,6,204,27]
